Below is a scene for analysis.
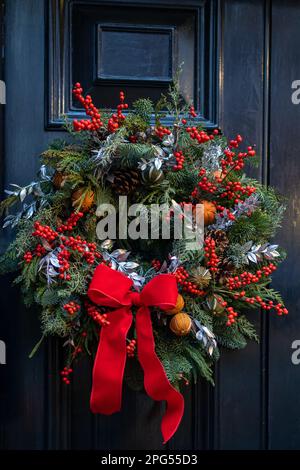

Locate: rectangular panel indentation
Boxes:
[97,25,173,81]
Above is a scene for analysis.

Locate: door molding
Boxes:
[0,0,4,199]
[46,0,220,130]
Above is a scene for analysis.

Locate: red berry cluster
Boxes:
[261,263,277,276]
[151,259,161,271]
[23,243,47,264]
[226,306,239,326]
[63,301,80,316]
[263,300,288,315]
[126,339,136,358]
[57,211,84,233]
[34,244,46,257]
[217,206,236,222]
[221,142,256,173]
[129,135,138,143]
[204,237,219,273]
[57,247,71,280]
[186,126,212,143]
[60,366,73,385]
[86,303,110,326]
[108,91,128,133]
[61,235,101,265]
[174,267,205,296]
[32,222,58,242]
[234,152,249,171]
[229,134,243,149]
[232,291,288,316]
[247,146,256,157]
[73,83,103,131]
[227,263,277,289]
[155,126,172,139]
[24,251,33,263]
[221,149,235,173]
[196,168,218,194]
[173,150,185,171]
[220,181,256,204]
[189,105,197,118]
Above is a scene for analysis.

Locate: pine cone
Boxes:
[210,229,235,274]
[111,169,141,195]
[211,229,229,257]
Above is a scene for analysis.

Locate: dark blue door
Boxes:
[1,0,300,450]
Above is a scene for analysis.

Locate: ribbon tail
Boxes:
[136,307,184,444]
[90,307,132,415]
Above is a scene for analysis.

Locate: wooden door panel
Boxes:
[216,0,266,449]
[269,0,300,450]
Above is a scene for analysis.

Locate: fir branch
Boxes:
[228,209,276,244]
[185,297,213,329]
[237,315,259,342]
[116,143,157,168]
[40,307,69,336]
[213,319,247,350]
[185,344,214,384]
[132,98,154,124]
[166,167,199,199]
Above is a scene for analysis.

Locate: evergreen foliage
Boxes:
[0,78,288,393]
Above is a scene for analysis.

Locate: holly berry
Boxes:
[220,181,256,203]
[247,146,256,157]
[204,237,219,273]
[107,91,128,133]
[86,302,110,326]
[173,150,185,171]
[63,301,80,316]
[174,267,205,296]
[57,211,84,233]
[126,339,136,358]
[60,234,101,265]
[73,83,103,131]
[226,306,239,326]
[57,247,71,280]
[34,244,46,257]
[231,290,288,316]
[61,366,73,385]
[186,126,210,143]
[151,259,161,271]
[155,126,171,139]
[32,221,58,242]
[189,105,197,118]
[227,263,277,289]
[23,251,33,263]
[197,168,218,194]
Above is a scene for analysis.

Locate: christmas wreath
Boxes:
[0,80,288,442]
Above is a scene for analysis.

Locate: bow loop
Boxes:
[140,274,178,310]
[88,263,132,308]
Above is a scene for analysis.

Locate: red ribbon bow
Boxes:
[87,263,184,443]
